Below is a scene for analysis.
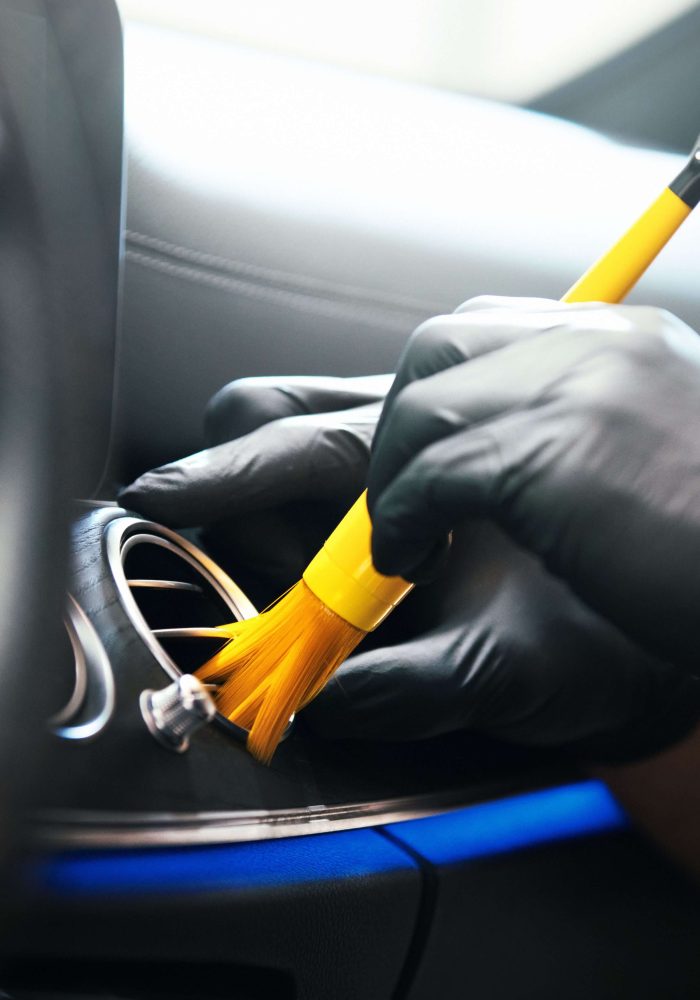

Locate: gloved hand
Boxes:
[119,375,390,601]
[368,296,700,673]
[120,370,700,762]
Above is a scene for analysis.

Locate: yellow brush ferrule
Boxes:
[303,492,413,632]
[563,187,690,304]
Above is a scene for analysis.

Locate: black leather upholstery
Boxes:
[116,21,700,477]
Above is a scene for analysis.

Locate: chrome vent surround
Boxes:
[50,595,115,741]
[105,517,259,742]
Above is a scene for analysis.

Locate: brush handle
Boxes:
[304,145,700,631]
[564,136,699,304]
[562,188,690,304]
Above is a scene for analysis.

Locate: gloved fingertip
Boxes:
[406,535,452,584]
[371,520,438,582]
[117,476,182,525]
[205,380,288,445]
[371,536,407,578]
[116,480,146,511]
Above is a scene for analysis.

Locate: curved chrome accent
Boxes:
[49,605,88,727]
[128,579,203,593]
[152,626,228,639]
[31,790,480,848]
[50,595,116,741]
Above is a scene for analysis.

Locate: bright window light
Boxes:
[116,0,698,102]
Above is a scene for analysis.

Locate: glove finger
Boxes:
[376,296,600,433]
[306,543,700,758]
[202,499,352,605]
[371,412,534,579]
[206,373,392,445]
[454,295,571,316]
[368,310,642,510]
[119,407,377,527]
[373,393,700,679]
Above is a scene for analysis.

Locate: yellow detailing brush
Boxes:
[197,135,700,764]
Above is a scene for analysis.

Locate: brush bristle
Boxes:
[196,580,365,764]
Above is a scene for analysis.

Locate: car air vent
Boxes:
[105,518,259,740]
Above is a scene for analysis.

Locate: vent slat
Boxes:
[128,579,203,593]
[152,627,227,639]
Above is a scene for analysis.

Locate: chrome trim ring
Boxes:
[50,595,115,741]
[49,605,88,727]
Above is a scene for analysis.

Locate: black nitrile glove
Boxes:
[368,296,700,674]
[120,369,700,762]
[119,375,389,599]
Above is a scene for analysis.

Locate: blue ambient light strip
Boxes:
[384,779,627,865]
[33,827,416,897]
[33,781,626,897]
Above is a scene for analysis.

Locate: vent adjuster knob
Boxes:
[140,675,216,753]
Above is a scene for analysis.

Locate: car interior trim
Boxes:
[30,781,626,892]
[50,595,116,743]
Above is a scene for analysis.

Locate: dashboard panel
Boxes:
[3,3,700,998]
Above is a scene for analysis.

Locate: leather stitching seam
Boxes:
[126,229,445,315]
[126,248,428,332]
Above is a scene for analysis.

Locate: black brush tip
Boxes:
[669,133,700,208]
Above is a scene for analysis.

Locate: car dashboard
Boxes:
[2,2,700,998]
